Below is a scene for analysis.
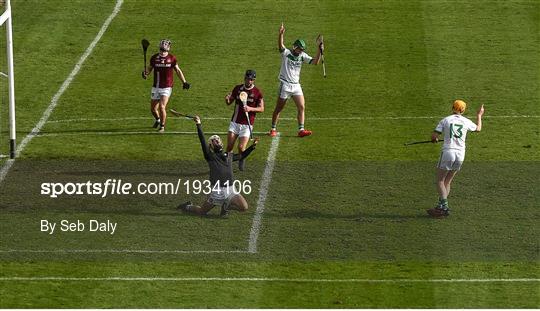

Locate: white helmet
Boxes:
[159,39,171,52]
[208,135,223,152]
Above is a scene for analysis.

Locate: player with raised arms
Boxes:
[428,100,485,217]
[142,39,190,133]
[269,23,324,138]
[225,69,264,171]
[177,116,259,217]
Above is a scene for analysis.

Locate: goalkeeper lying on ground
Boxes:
[177,116,259,217]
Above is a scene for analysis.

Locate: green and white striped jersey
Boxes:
[278,48,312,84]
[435,114,477,151]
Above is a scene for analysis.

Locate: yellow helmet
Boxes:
[452,100,467,114]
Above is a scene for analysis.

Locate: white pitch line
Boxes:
[34,131,268,137]
[0,276,537,283]
[47,116,150,123]
[0,249,246,254]
[47,115,540,123]
[47,117,227,123]
[0,0,123,185]
[248,134,280,253]
[46,115,540,124]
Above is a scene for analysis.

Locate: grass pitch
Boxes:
[0,0,539,308]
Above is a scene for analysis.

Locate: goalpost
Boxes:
[0,0,15,159]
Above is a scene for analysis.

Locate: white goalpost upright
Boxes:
[0,0,15,159]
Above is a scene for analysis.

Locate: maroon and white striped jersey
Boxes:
[150,53,177,88]
[230,84,263,125]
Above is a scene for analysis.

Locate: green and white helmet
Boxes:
[293,39,306,50]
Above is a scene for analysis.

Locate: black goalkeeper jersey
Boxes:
[196,124,255,187]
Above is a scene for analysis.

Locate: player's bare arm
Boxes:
[174,64,190,89]
[225,93,234,105]
[142,64,153,79]
[311,42,324,65]
[476,104,484,132]
[278,22,285,51]
[245,98,264,113]
[431,131,441,143]
[174,65,186,83]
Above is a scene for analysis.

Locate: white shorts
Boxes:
[151,87,172,100]
[278,80,303,99]
[206,185,238,206]
[437,149,465,171]
[228,122,252,138]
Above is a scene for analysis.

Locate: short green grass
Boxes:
[0,0,539,308]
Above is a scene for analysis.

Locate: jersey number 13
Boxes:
[449,123,463,139]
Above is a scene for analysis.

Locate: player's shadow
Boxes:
[0,206,183,217]
[175,212,228,219]
[357,212,430,221]
[38,127,150,134]
[270,209,428,221]
[65,207,183,218]
[59,170,207,178]
[269,208,358,220]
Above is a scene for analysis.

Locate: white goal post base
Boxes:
[1,0,16,159]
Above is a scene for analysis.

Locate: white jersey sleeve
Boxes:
[301,51,313,64]
[465,118,477,132]
[435,119,445,133]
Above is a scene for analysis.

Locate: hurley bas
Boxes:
[41,219,117,235]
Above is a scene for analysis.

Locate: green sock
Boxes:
[298,124,304,130]
[439,198,448,208]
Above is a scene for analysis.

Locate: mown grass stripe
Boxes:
[0,276,537,283]
[0,249,247,254]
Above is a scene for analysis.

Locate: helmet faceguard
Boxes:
[245,69,256,80]
[292,39,306,53]
[208,135,223,153]
[244,69,256,88]
[159,39,171,52]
